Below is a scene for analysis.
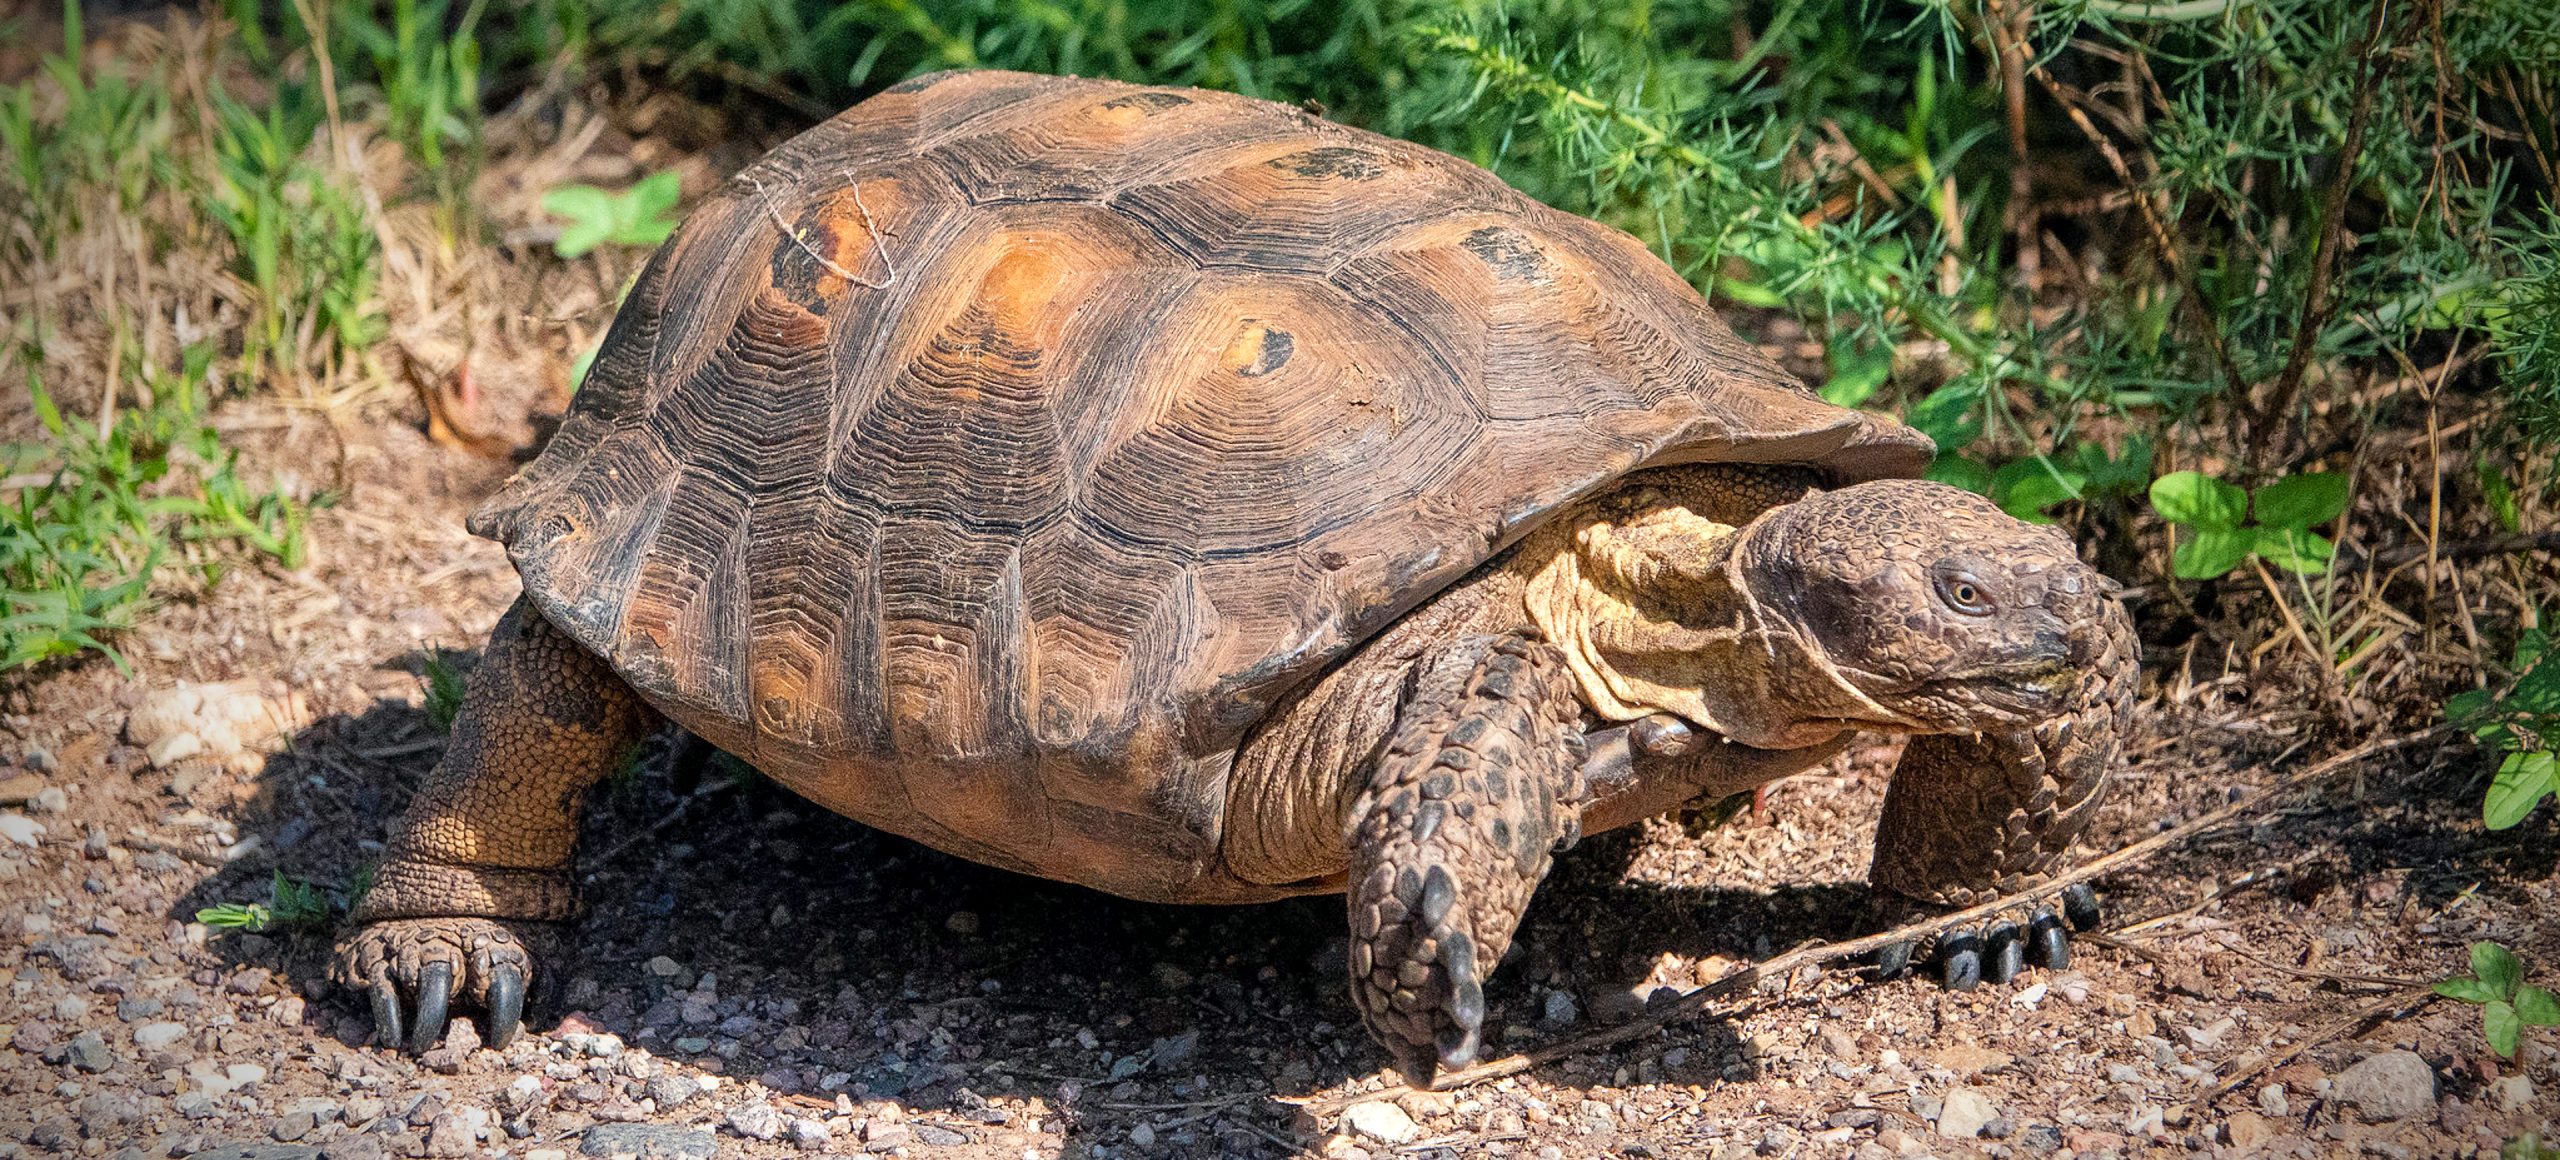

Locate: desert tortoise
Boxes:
[337,69,2138,1077]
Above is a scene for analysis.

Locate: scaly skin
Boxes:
[1346,634,1586,1079]
[334,598,656,1052]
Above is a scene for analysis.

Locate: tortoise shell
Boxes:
[471,70,1933,901]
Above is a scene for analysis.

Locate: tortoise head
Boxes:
[1729,479,2115,733]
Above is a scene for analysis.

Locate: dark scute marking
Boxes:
[1236,327,1293,377]
[1447,717,1489,747]
[1419,867,1456,927]
[1099,91,1192,112]
[1461,225,1553,284]
[1269,145,1386,180]
[1394,867,1423,907]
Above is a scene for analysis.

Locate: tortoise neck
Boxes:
[1517,501,1918,747]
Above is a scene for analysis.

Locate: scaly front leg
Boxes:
[1346,634,1587,1080]
[1869,597,2138,987]
[334,599,657,1052]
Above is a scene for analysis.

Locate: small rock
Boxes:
[1341,1101,1420,1145]
[502,1075,543,1113]
[422,1112,476,1158]
[1151,962,1193,990]
[1936,1088,1997,1139]
[579,1124,717,1159]
[2332,1050,2435,1122]
[725,1102,784,1141]
[136,1021,190,1050]
[788,1118,830,1149]
[273,1112,317,1142]
[117,997,165,1021]
[63,1029,112,1072]
[53,995,90,1020]
[862,1121,912,1152]
[1130,1122,1156,1147]
[910,1124,967,1146]
[2226,1110,2275,1152]
[0,812,45,846]
[646,1074,700,1110]
[1543,990,1580,1026]
[2259,1083,2289,1117]
[2491,1074,2537,1113]
[944,911,981,935]
[30,785,66,812]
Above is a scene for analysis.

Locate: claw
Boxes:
[2062,883,2102,932]
[2029,910,2070,970]
[487,964,527,1050]
[1874,939,1915,981]
[1939,928,1983,992]
[1983,921,2024,985]
[409,960,453,1055]
[369,968,405,1051]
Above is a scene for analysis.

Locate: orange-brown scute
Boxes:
[468,69,1933,903]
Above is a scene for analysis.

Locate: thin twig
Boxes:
[1296,729,2442,1108]
[746,173,898,291]
[2251,0,2402,472]
[2209,985,2437,1099]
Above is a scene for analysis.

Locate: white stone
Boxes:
[1340,1100,1421,1145]
[125,679,311,770]
[0,813,42,846]
[2491,1075,2537,1113]
[726,1101,784,1140]
[133,1022,189,1050]
[1935,1087,1997,1139]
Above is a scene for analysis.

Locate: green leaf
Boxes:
[2074,435,2155,497]
[2254,527,2335,574]
[2445,689,2492,725]
[2517,985,2560,1026]
[2438,977,2504,1004]
[2149,471,2247,531]
[2486,750,2559,830]
[625,170,682,224]
[2172,528,2255,579]
[2479,462,2521,534]
[1993,457,2086,523]
[1818,335,1892,408]
[2476,942,2526,1000]
[539,184,615,227]
[1907,385,1984,453]
[2252,472,2351,530]
[2487,998,2522,1058]
[1925,452,1994,496]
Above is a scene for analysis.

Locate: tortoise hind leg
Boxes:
[1347,634,1586,1079]
[333,598,657,1052]
[1868,598,2138,987]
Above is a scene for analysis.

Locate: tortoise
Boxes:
[337,69,2138,1077]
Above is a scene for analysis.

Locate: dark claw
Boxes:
[1939,929,1983,992]
[2029,910,2070,970]
[486,964,527,1050]
[2062,883,2102,931]
[369,970,405,1051]
[408,960,453,1055]
[1436,1022,1481,1071]
[1983,921,2024,985]
[1874,939,1915,981]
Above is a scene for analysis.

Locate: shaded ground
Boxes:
[2,55,2557,1160]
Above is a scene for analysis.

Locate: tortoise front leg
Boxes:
[1869,598,2138,987]
[1346,633,1586,1080]
[333,598,656,1052]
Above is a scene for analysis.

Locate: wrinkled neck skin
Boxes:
[1518,503,1924,750]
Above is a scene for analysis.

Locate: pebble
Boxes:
[787,1118,830,1149]
[2333,1050,2435,1121]
[1130,1122,1157,1147]
[0,812,45,846]
[63,1029,112,1072]
[422,1111,478,1158]
[647,1074,700,1110]
[53,994,90,1020]
[863,1121,912,1151]
[1543,990,1580,1026]
[579,1124,717,1159]
[1935,1085,1996,1136]
[135,1021,190,1050]
[911,1124,968,1146]
[118,997,165,1021]
[2491,1074,2537,1113]
[1341,1101,1421,1145]
[945,910,981,935]
[2259,1083,2289,1117]
[726,1102,784,1141]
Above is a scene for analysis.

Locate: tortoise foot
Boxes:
[1870,886,2102,990]
[333,917,547,1053]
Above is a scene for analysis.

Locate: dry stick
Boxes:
[1299,728,2444,1106]
[2209,984,2437,1100]
[2250,0,2401,473]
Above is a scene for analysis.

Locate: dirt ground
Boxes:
[3,70,2558,1160]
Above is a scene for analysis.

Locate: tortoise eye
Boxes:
[1934,567,1995,615]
